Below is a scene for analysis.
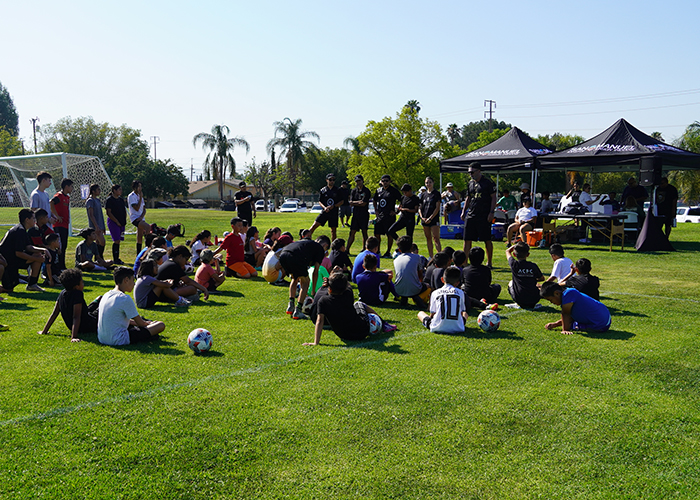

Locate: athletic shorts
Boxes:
[244,253,256,267]
[107,219,125,242]
[227,261,257,277]
[422,316,432,329]
[315,209,339,228]
[421,219,439,228]
[277,251,308,280]
[131,218,146,228]
[374,215,396,236]
[339,205,352,218]
[145,289,159,308]
[463,216,492,242]
[350,211,370,231]
[128,325,157,344]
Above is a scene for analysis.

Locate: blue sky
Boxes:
[3,0,699,179]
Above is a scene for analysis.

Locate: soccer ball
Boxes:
[477,310,500,332]
[368,313,383,335]
[302,296,314,314]
[187,328,213,353]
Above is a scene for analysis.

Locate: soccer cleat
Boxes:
[486,303,499,311]
[0,324,9,332]
[382,252,392,258]
[292,308,307,320]
[381,322,397,333]
[286,302,295,315]
[26,283,45,292]
[175,297,191,307]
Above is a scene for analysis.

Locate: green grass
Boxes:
[1,208,699,499]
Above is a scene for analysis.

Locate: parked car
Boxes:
[309,203,323,213]
[676,206,700,223]
[187,199,208,209]
[156,201,175,209]
[279,201,306,213]
[170,200,188,208]
[255,199,275,212]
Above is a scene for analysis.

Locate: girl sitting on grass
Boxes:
[134,258,191,308]
[244,226,268,269]
[75,228,114,272]
[190,230,213,266]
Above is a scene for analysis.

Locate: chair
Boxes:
[611,222,625,250]
[618,211,638,241]
[506,210,517,223]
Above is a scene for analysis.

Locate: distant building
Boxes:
[187,179,259,202]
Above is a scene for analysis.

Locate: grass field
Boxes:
[1,208,699,499]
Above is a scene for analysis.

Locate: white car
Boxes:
[309,203,323,213]
[676,206,700,223]
[279,201,306,213]
[255,199,275,212]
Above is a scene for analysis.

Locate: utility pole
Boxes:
[30,117,40,153]
[150,136,160,160]
[484,100,496,133]
[190,158,194,182]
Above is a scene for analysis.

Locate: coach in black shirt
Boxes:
[373,174,402,257]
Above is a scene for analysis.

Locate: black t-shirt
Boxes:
[621,184,648,204]
[337,186,350,205]
[350,186,372,215]
[656,184,679,215]
[564,274,600,300]
[423,263,437,286]
[419,190,441,219]
[58,288,92,330]
[430,267,446,291]
[235,190,254,221]
[105,196,127,226]
[508,256,543,306]
[280,239,325,267]
[316,287,369,341]
[329,249,352,270]
[398,194,420,220]
[319,186,340,211]
[156,260,186,282]
[466,176,496,218]
[569,190,582,203]
[461,264,492,300]
[0,223,31,267]
[373,185,401,219]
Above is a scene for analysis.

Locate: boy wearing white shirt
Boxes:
[128,180,151,254]
[506,198,538,245]
[545,244,574,282]
[418,266,467,334]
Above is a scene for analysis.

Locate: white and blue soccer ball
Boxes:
[188,328,213,353]
[302,296,314,314]
[368,313,383,335]
[477,310,501,332]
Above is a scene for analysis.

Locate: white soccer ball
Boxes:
[302,296,314,314]
[368,313,383,335]
[188,328,213,353]
[477,310,500,332]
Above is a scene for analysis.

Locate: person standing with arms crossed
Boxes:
[373,174,402,258]
[308,173,343,241]
[346,175,371,254]
[105,184,127,265]
[461,162,497,268]
[419,176,442,258]
[234,181,256,225]
[128,180,151,255]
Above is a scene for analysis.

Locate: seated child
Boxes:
[393,236,428,308]
[600,192,621,212]
[308,261,330,296]
[303,272,396,346]
[156,245,210,301]
[213,217,258,279]
[539,191,555,213]
[418,266,467,334]
[329,238,353,276]
[39,268,97,342]
[43,233,64,286]
[411,243,428,273]
[559,257,600,300]
[134,235,164,273]
[425,252,450,292]
[540,281,611,334]
[244,226,268,269]
[506,241,545,308]
[452,250,467,271]
[546,243,574,282]
[27,209,54,248]
[262,235,293,285]
[507,198,538,244]
[263,227,281,247]
[165,224,183,248]
[98,266,166,346]
[195,249,226,291]
[135,258,191,308]
[356,253,396,305]
[461,246,500,310]
[0,208,49,292]
[352,236,381,283]
[75,228,114,271]
[190,230,213,266]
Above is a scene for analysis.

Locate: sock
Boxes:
[137,243,142,254]
[112,243,120,261]
[97,244,105,259]
[28,275,38,286]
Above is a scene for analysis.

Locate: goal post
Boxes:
[0,152,114,235]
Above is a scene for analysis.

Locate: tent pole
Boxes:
[440,173,443,193]
[496,174,500,194]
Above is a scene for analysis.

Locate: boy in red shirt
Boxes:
[213,217,258,279]
[51,178,73,269]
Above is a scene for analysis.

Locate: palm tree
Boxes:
[447,124,460,146]
[343,135,363,155]
[192,124,250,200]
[267,118,319,197]
[404,100,421,114]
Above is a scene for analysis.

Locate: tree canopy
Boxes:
[112,155,189,202]
[455,119,512,150]
[193,124,250,200]
[0,127,23,157]
[669,121,700,203]
[267,118,319,197]
[0,81,19,137]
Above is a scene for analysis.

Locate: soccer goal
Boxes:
[0,153,113,235]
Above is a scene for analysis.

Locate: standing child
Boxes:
[546,243,573,282]
[86,184,106,259]
[540,281,611,334]
[418,266,467,334]
[98,267,166,346]
[39,268,97,342]
[134,258,191,308]
[105,184,127,264]
[128,180,151,254]
[75,228,114,272]
[29,171,53,221]
[506,241,545,308]
[51,178,73,269]
[195,249,226,292]
[303,272,396,346]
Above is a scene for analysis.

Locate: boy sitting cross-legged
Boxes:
[393,235,428,309]
[303,271,396,346]
[461,246,500,311]
[506,241,545,309]
[213,217,258,279]
[545,243,573,283]
[156,245,210,301]
[418,266,467,334]
[39,268,97,342]
[540,281,611,335]
[559,257,600,300]
[97,266,166,346]
[355,252,397,305]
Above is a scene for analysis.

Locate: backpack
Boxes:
[563,202,587,216]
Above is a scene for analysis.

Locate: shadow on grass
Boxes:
[441,328,524,341]
[608,306,649,318]
[0,301,36,310]
[581,329,635,340]
[114,338,187,355]
[342,332,410,354]
[212,290,244,298]
[669,240,700,252]
[7,291,59,302]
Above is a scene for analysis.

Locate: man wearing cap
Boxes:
[347,174,372,254]
[308,173,344,241]
[373,174,402,258]
[234,181,256,225]
[461,162,497,268]
[519,183,532,208]
[338,179,352,228]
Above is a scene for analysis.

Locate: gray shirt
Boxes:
[393,253,423,297]
[134,275,157,308]
[86,197,105,231]
[30,188,51,213]
[98,288,139,346]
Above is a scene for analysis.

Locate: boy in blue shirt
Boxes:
[356,253,396,305]
[539,281,611,334]
[351,236,381,283]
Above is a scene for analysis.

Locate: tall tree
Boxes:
[456,119,511,149]
[299,147,351,192]
[192,124,250,201]
[266,118,319,197]
[0,127,24,156]
[113,155,189,203]
[669,121,700,203]
[0,81,19,137]
[447,123,460,146]
[244,157,279,205]
[404,100,421,114]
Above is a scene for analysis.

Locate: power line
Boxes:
[498,88,700,109]
[500,100,700,120]
[484,100,496,132]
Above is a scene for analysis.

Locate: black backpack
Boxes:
[563,202,587,216]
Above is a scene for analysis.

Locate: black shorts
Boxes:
[315,209,339,228]
[128,324,157,344]
[339,205,352,218]
[463,216,492,242]
[145,289,159,308]
[131,218,146,228]
[422,316,432,329]
[350,211,370,231]
[244,253,256,267]
[278,251,309,280]
[421,219,439,228]
[374,215,396,236]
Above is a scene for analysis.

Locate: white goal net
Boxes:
[0,153,113,235]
